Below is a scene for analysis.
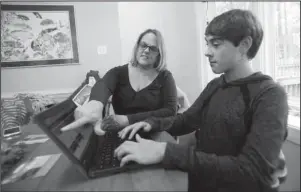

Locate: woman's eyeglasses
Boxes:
[138,42,159,53]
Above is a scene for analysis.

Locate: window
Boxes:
[274,2,300,130]
[205,2,300,130]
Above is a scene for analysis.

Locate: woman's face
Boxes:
[136,32,160,68]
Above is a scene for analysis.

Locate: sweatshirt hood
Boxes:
[220,72,273,88]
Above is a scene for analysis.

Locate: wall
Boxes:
[2,2,203,103]
[118,2,201,103]
[1,2,122,96]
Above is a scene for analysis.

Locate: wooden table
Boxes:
[2,132,188,191]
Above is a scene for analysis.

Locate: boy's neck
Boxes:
[224,60,254,83]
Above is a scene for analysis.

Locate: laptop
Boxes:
[32,98,157,179]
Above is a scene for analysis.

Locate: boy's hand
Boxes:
[118,122,152,140]
[114,134,166,167]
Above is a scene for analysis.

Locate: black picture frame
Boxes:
[1,5,79,68]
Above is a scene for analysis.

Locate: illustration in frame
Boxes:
[1,5,79,68]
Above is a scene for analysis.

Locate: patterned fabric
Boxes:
[1,93,56,133]
[14,93,56,115]
[1,97,30,131]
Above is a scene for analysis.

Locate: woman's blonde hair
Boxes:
[130,29,167,71]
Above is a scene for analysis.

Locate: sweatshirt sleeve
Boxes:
[160,85,288,189]
[127,71,178,124]
[89,66,120,105]
[144,78,220,136]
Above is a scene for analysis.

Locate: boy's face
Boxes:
[205,35,242,74]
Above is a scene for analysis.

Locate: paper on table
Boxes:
[34,153,61,177]
[13,134,49,146]
[24,134,48,140]
[15,138,49,145]
[1,153,61,185]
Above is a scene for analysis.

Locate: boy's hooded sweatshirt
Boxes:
[145,72,288,192]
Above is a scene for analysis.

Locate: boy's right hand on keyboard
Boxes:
[60,100,106,136]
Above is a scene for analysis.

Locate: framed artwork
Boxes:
[1,5,79,68]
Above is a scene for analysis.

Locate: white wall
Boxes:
[1,2,122,96]
[118,2,202,103]
[2,2,204,103]
[118,2,164,64]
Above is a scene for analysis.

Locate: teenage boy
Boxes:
[116,9,288,192]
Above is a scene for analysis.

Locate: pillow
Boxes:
[1,94,56,132]
[15,93,56,115]
[1,97,32,131]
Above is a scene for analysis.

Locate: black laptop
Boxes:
[32,98,156,179]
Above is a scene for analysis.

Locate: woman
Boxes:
[61,29,178,135]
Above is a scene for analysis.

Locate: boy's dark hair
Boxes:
[205,9,264,59]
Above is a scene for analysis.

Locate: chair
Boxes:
[176,86,191,114]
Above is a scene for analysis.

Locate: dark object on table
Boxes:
[19,167,40,181]
[1,143,25,179]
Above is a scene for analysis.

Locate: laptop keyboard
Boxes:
[92,131,146,171]
[96,132,124,169]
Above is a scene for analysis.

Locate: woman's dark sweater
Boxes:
[145,72,288,192]
[89,64,178,124]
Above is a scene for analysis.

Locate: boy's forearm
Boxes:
[144,113,197,136]
[126,106,176,125]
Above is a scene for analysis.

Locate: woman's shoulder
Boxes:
[112,63,128,71]
[107,63,129,75]
[158,69,174,80]
[155,69,176,87]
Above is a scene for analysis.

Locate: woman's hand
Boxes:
[118,121,152,140]
[101,115,129,132]
[61,100,105,135]
[114,134,166,167]
[73,101,101,122]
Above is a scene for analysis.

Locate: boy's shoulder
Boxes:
[248,77,286,100]
[206,73,287,100]
[207,76,223,87]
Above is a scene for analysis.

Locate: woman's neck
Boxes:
[137,63,154,70]
[134,63,157,75]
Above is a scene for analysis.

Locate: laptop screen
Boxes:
[33,99,93,164]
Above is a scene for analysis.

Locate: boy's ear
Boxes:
[239,36,253,56]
